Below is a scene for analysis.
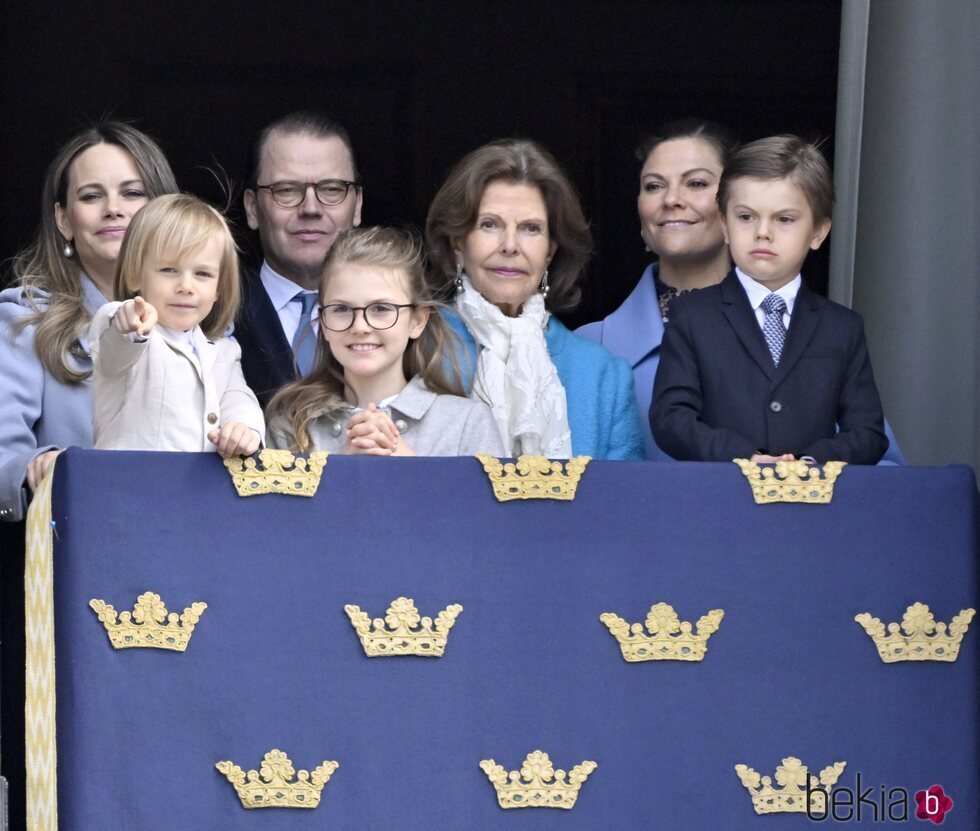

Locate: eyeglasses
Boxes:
[255,179,360,208]
[319,303,416,332]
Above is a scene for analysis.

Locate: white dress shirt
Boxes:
[259,261,319,344]
[735,267,801,331]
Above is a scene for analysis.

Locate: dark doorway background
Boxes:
[0,1,841,329]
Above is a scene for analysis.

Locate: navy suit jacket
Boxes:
[233,267,298,409]
[650,270,888,464]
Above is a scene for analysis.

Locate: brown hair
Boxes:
[10,121,178,383]
[266,226,465,453]
[635,118,738,170]
[247,111,360,187]
[114,194,240,338]
[718,135,834,224]
[425,139,592,313]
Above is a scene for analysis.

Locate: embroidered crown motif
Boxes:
[223,449,328,497]
[735,757,846,815]
[476,454,591,501]
[600,603,724,662]
[855,602,975,662]
[480,750,597,810]
[344,597,463,657]
[215,749,338,809]
[88,592,206,652]
[734,459,846,504]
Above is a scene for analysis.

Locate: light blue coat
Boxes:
[577,264,668,460]
[445,310,645,460]
[576,263,907,464]
[0,277,107,521]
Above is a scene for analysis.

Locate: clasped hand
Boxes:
[750,453,797,463]
[344,403,414,456]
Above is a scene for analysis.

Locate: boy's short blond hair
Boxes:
[718,135,834,225]
[114,193,240,338]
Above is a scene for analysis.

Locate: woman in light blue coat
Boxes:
[0,122,178,521]
[576,119,906,464]
[426,139,644,460]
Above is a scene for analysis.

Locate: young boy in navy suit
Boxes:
[650,136,888,464]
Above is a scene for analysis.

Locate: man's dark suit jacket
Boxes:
[234,267,299,410]
[650,270,888,464]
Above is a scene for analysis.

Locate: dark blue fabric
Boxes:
[575,262,908,465]
[651,270,889,463]
[50,451,978,828]
[233,267,297,409]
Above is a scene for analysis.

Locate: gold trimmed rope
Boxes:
[25,458,58,830]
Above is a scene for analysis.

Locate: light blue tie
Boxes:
[291,291,318,375]
[761,293,788,366]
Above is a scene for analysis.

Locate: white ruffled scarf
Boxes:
[455,275,572,457]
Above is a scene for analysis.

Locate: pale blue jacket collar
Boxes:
[600,263,665,369]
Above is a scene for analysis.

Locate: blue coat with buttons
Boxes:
[578,263,907,464]
[650,270,889,464]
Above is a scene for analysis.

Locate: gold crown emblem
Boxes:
[476,454,591,501]
[215,749,338,809]
[480,750,597,810]
[224,449,329,497]
[344,597,463,657]
[89,592,206,652]
[735,757,846,814]
[855,602,975,662]
[734,459,846,504]
[600,603,724,662]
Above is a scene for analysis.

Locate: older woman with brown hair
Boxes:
[0,121,178,520]
[426,139,643,459]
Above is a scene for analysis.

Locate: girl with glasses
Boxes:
[266,227,503,456]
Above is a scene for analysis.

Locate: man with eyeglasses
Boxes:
[238,111,363,407]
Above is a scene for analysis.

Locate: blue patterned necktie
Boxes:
[291,291,318,375]
[761,293,788,366]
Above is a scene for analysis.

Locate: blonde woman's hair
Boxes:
[114,194,240,338]
[9,121,178,383]
[267,226,465,453]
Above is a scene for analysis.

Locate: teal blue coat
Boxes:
[444,310,645,460]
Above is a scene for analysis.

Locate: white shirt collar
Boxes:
[735,267,802,315]
[158,324,197,347]
[259,261,312,312]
